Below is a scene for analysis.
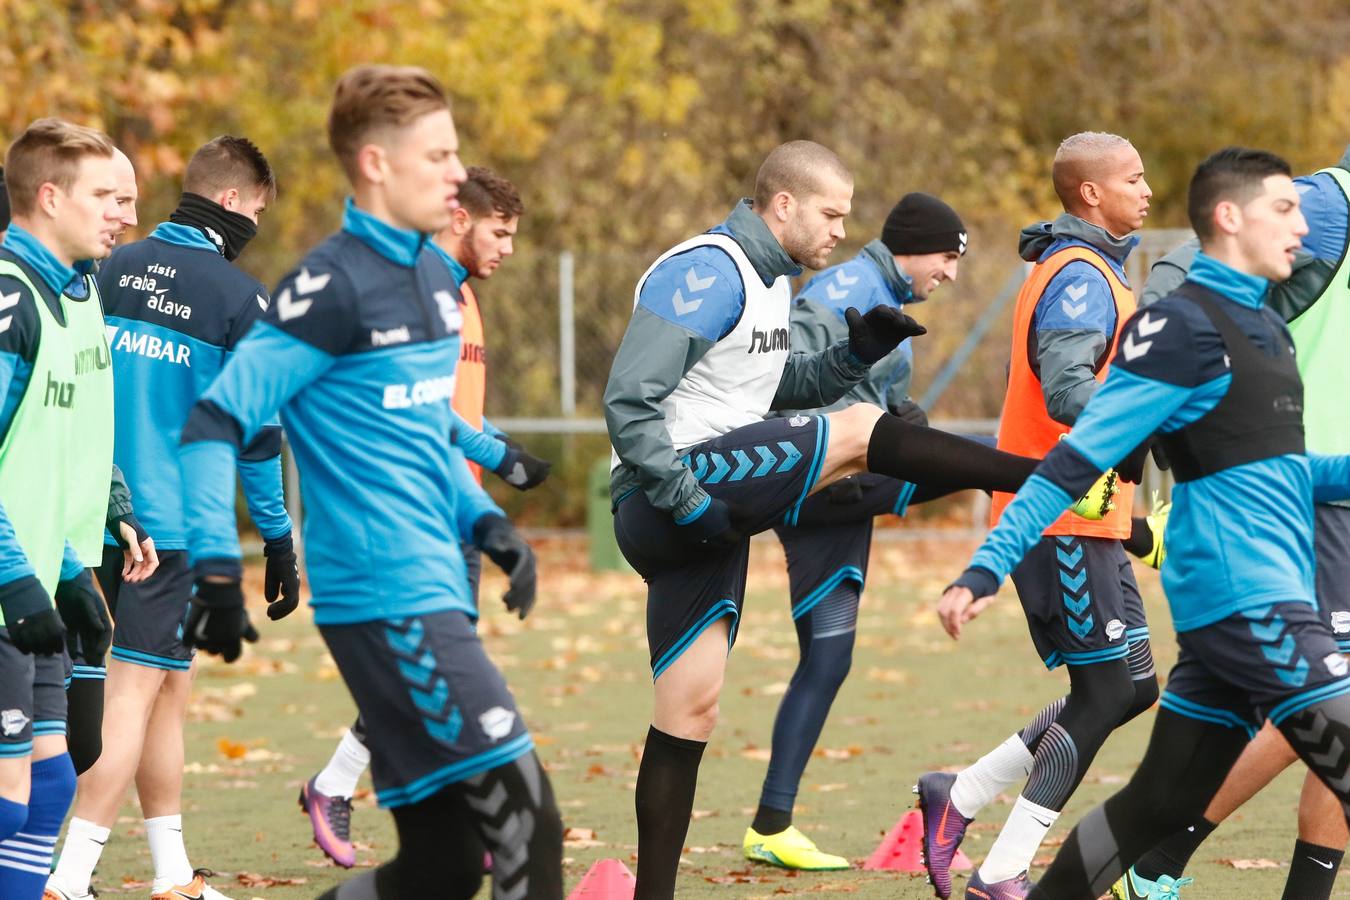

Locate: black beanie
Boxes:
[0,168,9,233]
[881,192,967,256]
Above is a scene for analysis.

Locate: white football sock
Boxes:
[949,733,1034,818]
[978,795,1059,884]
[146,814,193,886]
[51,817,110,895]
[313,728,371,798]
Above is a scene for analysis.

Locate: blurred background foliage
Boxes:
[5,0,1350,522]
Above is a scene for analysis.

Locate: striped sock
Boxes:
[0,754,75,895]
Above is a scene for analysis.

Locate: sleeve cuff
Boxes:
[950,566,1000,599]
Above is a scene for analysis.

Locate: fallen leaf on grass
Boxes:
[1219,858,1283,869]
[563,827,605,849]
[864,667,911,684]
[217,737,248,760]
[739,745,772,761]
[809,783,849,792]
[706,870,775,884]
[236,872,308,887]
[812,745,864,760]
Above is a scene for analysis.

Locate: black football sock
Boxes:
[865,414,1038,493]
[751,804,793,836]
[1132,817,1217,880]
[635,726,706,899]
[1281,839,1343,900]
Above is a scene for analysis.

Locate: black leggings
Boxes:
[66,678,104,775]
[317,751,563,900]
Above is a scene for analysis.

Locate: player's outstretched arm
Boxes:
[771,306,924,411]
[941,330,1195,640]
[450,411,550,491]
[179,320,336,660]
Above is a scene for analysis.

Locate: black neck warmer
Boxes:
[168,192,257,261]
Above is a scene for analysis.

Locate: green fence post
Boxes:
[588,456,633,572]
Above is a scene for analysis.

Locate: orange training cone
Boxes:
[863,808,973,872]
[567,857,637,898]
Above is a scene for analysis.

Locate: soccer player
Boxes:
[0,118,122,900]
[177,65,562,900]
[605,140,1118,899]
[1111,146,1350,900]
[742,192,969,871]
[300,165,550,868]
[940,146,1350,900]
[63,145,158,779]
[47,135,294,900]
[915,132,1159,900]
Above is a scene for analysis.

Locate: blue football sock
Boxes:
[0,753,75,896]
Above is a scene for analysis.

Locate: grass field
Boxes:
[80,534,1337,898]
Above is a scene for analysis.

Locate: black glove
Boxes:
[887,398,929,427]
[674,496,746,547]
[262,534,301,621]
[108,510,149,549]
[55,569,111,665]
[473,514,537,619]
[0,576,65,655]
[824,478,865,505]
[1116,440,1153,485]
[493,444,552,491]
[1151,442,1171,472]
[183,578,258,663]
[846,305,927,365]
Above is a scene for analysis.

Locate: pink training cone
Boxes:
[567,857,637,898]
[863,809,973,872]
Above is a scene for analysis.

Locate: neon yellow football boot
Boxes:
[743,825,850,871]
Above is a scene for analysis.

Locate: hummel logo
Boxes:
[685,268,715,292]
[1136,312,1168,337]
[826,281,849,301]
[1065,282,1088,302]
[1121,332,1151,361]
[672,268,716,316]
[835,270,859,286]
[0,290,19,334]
[294,267,331,295]
[275,287,310,322]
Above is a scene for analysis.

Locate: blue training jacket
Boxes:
[100,222,291,550]
[965,252,1350,632]
[179,200,502,625]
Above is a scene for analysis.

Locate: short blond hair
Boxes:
[327,65,450,181]
[4,118,115,216]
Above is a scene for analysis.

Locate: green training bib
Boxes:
[1288,167,1350,456]
[0,260,79,595]
[61,277,114,562]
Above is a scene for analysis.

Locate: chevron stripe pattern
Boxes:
[1054,537,1094,640]
[1244,606,1309,688]
[384,617,464,745]
[1286,706,1350,799]
[460,753,547,900]
[681,441,802,485]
